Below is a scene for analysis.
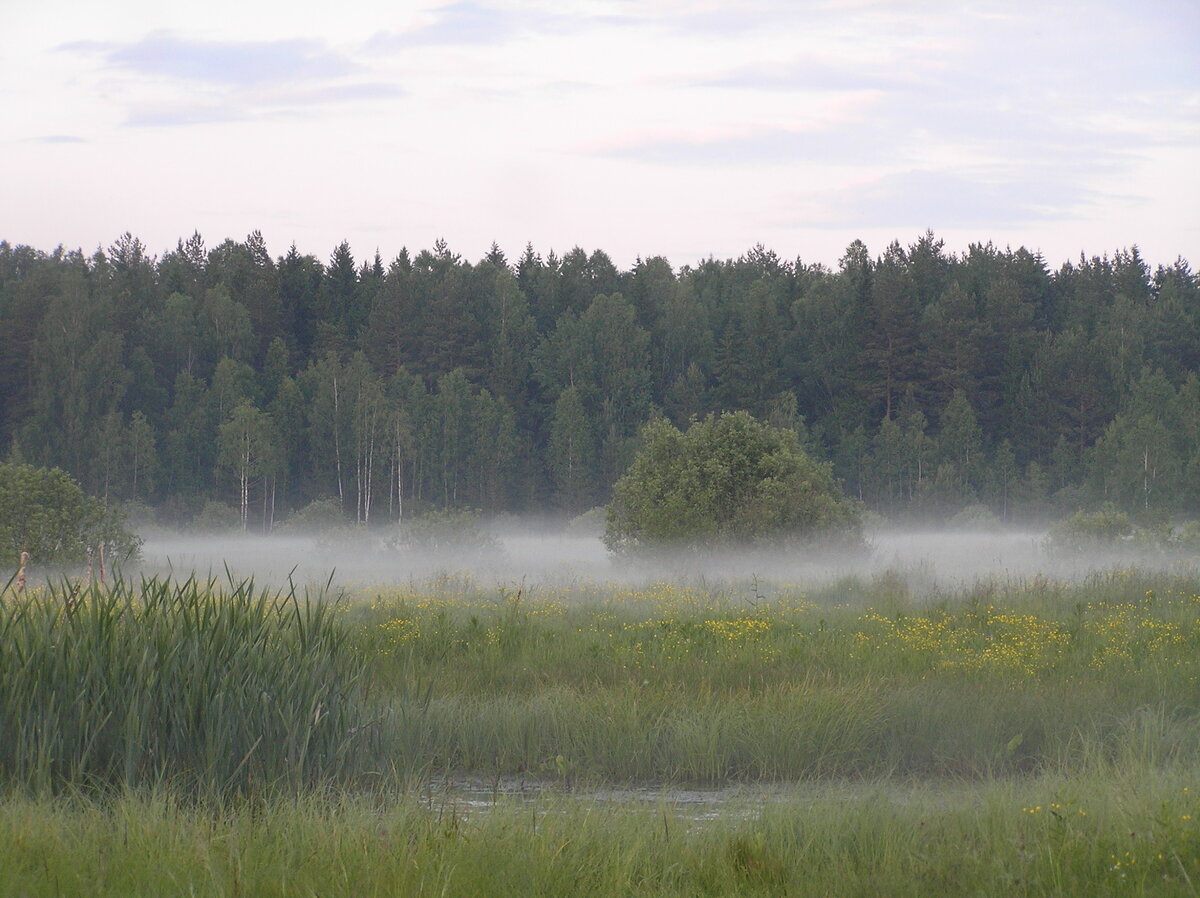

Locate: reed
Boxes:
[0,575,382,796]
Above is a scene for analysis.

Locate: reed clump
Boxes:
[0,576,381,796]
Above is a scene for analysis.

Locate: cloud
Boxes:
[660,49,1193,175]
[597,46,1184,232]
[123,104,248,128]
[366,1,625,50]
[699,60,894,93]
[377,2,520,46]
[369,1,575,49]
[124,82,406,127]
[273,82,405,105]
[24,135,87,144]
[656,8,781,37]
[612,1,855,38]
[63,33,356,86]
[594,124,903,167]
[60,32,403,127]
[799,168,1107,230]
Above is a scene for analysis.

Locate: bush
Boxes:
[393,509,502,557]
[1047,509,1200,559]
[191,500,241,533]
[605,412,861,553]
[948,504,1002,531]
[0,463,140,566]
[566,507,606,537]
[277,497,351,535]
[118,500,159,532]
[1046,506,1134,551]
[1169,521,1200,553]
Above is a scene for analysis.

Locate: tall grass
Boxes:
[0,576,381,796]
[352,570,1200,782]
[1,765,1196,896]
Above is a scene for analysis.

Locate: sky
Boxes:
[3,0,1198,272]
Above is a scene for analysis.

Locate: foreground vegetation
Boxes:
[2,567,1199,893]
[0,766,1195,896]
[0,576,379,795]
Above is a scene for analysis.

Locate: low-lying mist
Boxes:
[133,519,1199,597]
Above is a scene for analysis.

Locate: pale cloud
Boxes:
[626,19,1197,238]
[370,2,526,47]
[597,126,900,166]
[62,33,357,85]
[653,8,784,37]
[123,80,407,127]
[699,60,897,93]
[607,0,883,38]
[24,135,87,144]
[797,167,1105,230]
[58,32,404,127]
[367,1,587,49]
[122,105,248,127]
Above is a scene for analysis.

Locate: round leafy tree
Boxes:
[604,412,861,553]
[0,463,141,566]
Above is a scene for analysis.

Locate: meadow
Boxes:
[353,570,1200,783]
[2,562,1199,895]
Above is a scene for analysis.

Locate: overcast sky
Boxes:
[3,0,1197,271]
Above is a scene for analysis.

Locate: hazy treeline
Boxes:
[1,231,1197,529]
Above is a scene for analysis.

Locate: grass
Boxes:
[2,566,1199,893]
[349,569,1200,782]
[0,575,382,796]
[0,766,1195,896]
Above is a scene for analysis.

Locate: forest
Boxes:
[0,231,1197,531]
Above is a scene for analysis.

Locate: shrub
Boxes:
[394,509,501,557]
[1169,521,1200,552]
[277,497,351,534]
[0,463,140,566]
[190,500,241,533]
[948,504,1002,531]
[1046,506,1134,551]
[605,412,861,553]
[118,500,159,532]
[566,507,606,537]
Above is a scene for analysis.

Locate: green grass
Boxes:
[349,569,1200,782]
[0,765,1195,896]
[3,567,1200,894]
[0,575,383,796]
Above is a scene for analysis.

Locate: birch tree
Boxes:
[218,401,278,531]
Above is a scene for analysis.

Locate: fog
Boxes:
[133,521,1199,599]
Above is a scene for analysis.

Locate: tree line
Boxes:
[0,230,1196,530]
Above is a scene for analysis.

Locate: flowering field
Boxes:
[362,571,1200,682]
[344,569,1200,782]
